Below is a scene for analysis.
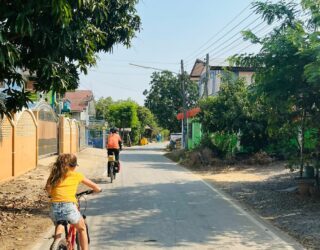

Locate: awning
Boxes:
[176,107,201,120]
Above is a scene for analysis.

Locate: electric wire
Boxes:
[206,19,265,58]
[211,23,271,59]
[91,69,149,76]
[185,12,261,65]
[211,26,276,65]
[184,3,252,62]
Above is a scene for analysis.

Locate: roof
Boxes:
[177,107,201,120]
[209,66,255,72]
[190,59,205,78]
[64,90,93,112]
[189,60,255,80]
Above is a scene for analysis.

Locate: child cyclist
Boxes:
[45,154,102,250]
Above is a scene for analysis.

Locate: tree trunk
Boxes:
[299,109,306,178]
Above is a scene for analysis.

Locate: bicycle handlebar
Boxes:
[76,189,94,197]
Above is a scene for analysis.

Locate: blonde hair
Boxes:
[47,154,77,188]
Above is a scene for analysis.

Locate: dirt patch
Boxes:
[0,148,107,250]
[0,163,52,250]
[167,150,320,250]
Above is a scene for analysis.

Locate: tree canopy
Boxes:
[143,71,199,132]
[0,0,141,116]
[228,0,320,173]
[95,97,159,144]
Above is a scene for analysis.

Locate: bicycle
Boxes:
[107,153,119,183]
[50,190,94,250]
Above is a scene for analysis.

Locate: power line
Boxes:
[100,57,179,65]
[91,69,150,76]
[129,63,179,75]
[79,82,92,91]
[185,12,261,64]
[206,25,277,66]
[210,23,270,59]
[214,20,281,60]
[190,15,263,65]
[211,27,276,65]
[184,3,252,62]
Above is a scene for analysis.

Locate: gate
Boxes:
[88,129,103,148]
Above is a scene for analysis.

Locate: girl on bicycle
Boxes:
[45,153,102,250]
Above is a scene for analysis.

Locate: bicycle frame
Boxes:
[52,190,93,250]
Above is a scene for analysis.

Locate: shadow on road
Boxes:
[83,180,294,249]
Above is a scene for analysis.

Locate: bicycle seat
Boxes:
[56,220,69,226]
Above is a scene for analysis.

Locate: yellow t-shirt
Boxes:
[50,171,85,203]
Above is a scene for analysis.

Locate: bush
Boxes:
[200,132,239,159]
[161,129,170,141]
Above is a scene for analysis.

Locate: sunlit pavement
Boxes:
[33,143,303,250]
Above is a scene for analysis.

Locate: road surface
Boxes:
[33,143,303,250]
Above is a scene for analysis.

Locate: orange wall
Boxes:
[59,116,71,154]
[14,111,37,176]
[71,120,78,153]
[1,113,83,182]
[0,116,14,181]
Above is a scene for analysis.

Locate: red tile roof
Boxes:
[64,90,93,112]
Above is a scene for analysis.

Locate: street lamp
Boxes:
[129,62,188,149]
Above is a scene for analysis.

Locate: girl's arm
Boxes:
[45,179,52,194]
[81,178,102,193]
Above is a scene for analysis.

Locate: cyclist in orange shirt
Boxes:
[107,128,122,175]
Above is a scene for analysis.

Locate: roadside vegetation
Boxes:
[166,1,320,248]
[143,71,199,132]
[191,0,320,179]
[95,97,164,145]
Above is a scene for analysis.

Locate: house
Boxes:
[64,90,96,126]
[189,59,206,82]
[177,61,255,149]
[192,61,254,97]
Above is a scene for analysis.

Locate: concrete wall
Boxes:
[59,117,81,154]
[59,116,71,154]
[79,124,86,150]
[239,71,254,84]
[14,110,37,176]
[70,119,78,153]
[35,109,58,157]
[0,116,14,181]
[0,113,83,182]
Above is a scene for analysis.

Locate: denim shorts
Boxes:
[50,202,81,224]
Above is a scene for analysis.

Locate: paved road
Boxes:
[33,143,303,250]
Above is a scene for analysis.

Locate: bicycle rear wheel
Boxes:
[50,238,68,250]
[75,232,81,250]
[110,162,114,183]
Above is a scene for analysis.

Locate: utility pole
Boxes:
[181,59,188,150]
[204,53,210,98]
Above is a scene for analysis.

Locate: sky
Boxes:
[79,0,274,105]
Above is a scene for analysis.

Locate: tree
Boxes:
[137,106,159,137]
[143,71,198,132]
[95,97,113,120]
[0,0,141,116]
[199,72,268,154]
[108,100,140,144]
[230,0,320,175]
